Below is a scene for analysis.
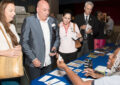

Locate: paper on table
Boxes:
[82,78,94,81]
[106,53,113,56]
[95,66,107,73]
[67,62,81,67]
[45,78,60,85]
[52,81,66,85]
[68,66,74,70]
[38,75,52,82]
[73,69,82,73]
[50,69,66,77]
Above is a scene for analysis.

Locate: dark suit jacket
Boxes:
[74,13,98,50]
[20,14,60,67]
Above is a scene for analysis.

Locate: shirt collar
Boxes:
[84,13,90,18]
[37,13,49,23]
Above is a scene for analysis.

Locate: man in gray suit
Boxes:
[20,0,59,81]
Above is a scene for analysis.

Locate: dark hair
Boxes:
[94,11,102,17]
[0,0,19,47]
[63,9,72,16]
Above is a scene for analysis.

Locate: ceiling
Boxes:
[59,0,107,5]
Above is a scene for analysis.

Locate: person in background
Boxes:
[94,11,106,49]
[0,0,22,85]
[20,0,59,81]
[59,10,82,63]
[57,48,120,85]
[74,1,98,57]
[106,16,114,33]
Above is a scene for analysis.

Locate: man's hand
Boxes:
[32,58,41,67]
[86,29,92,34]
[80,25,87,30]
[57,58,67,70]
[49,47,56,56]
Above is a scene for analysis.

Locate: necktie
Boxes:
[85,16,88,24]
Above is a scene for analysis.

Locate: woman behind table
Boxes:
[0,0,22,85]
[59,10,83,63]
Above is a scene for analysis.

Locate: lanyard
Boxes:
[63,23,70,36]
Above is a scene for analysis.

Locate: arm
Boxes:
[52,21,60,50]
[57,59,92,85]
[20,18,36,61]
[0,45,22,57]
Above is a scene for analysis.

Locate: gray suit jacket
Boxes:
[20,14,59,67]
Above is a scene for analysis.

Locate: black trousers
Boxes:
[28,65,52,82]
[59,51,77,64]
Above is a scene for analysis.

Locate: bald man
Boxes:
[20,0,59,81]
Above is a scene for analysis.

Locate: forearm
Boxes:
[64,66,92,85]
[0,50,9,57]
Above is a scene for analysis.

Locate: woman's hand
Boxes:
[6,45,22,57]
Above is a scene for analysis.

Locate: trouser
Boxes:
[59,51,77,64]
[77,40,90,57]
[28,65,52,82]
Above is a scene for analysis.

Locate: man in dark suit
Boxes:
[20,0,59,81]
[74,1,98,57]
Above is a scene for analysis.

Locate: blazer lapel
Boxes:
[35,15,45,42]
[48,19,52,44]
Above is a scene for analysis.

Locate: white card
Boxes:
[38,75,52,82]
[45,78,60,85]
[58,55,62,61]
[52,81,66,85]
[50,69,66,77]
[95,66,107,73]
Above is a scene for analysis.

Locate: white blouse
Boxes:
[59,22,80,53]
[0,22,20,50]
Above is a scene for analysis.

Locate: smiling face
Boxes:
[37,1,50,21]
[4,3,15,23]
[62,13,71,25]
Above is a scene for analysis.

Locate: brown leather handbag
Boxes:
[0,26,24,79]
[73,23,82,48]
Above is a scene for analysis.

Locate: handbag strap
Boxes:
[0,26,12,49]
[73,23,75,32]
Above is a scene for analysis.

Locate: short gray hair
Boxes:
[85,1,94,8]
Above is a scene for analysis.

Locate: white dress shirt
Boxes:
[0,22,20,50]
[37,14,51,66]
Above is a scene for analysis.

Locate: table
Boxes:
[31,50,112,85]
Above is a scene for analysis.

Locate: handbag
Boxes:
[0,26,24,79]
[73,23,82,48]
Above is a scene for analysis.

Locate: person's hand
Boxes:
[84,68,97,78]
[57,58,67,70]
[32,58,41,67]
[6,46,22,57]
[49,47,57,56]
[80,25,86,30]
[86,29,92,34]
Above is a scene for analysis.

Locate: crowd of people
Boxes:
[0,0,118,85]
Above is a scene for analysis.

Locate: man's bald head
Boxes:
[37,0,50,21]
[37,0,49,8]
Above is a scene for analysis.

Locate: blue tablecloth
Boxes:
[31,51,112,85]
